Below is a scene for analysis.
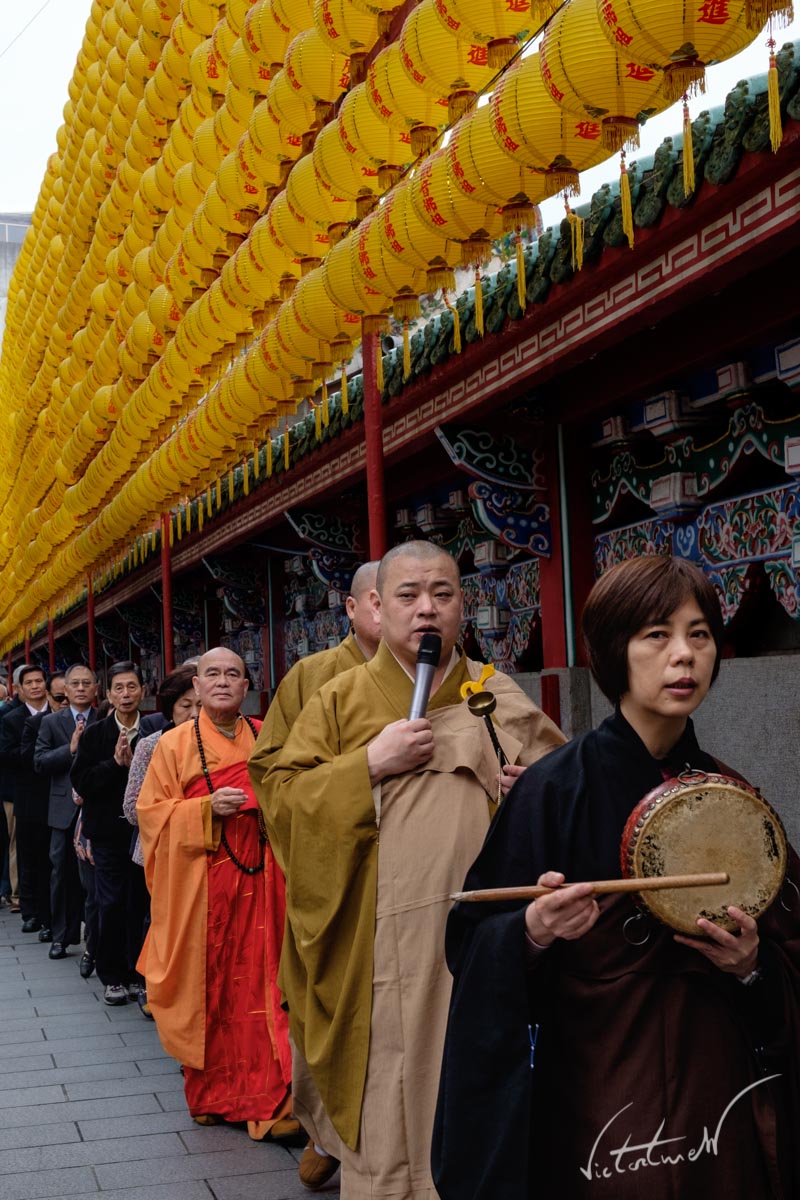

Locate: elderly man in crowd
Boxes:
[34,664,98,964]
[258,540,566,1199]
[137,647,295,1143]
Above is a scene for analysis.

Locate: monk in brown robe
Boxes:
[137,648,294,1142]
[257,541,565,1198]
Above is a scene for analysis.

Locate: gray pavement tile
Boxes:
[64,1072,185,1101]
[94,1146,287,1188]
[34,996,102,1017]
[0,1165,96,1200]
[177,1127,273,1154]
[0,1023,46,1044]
[0,1093,162,1130]
[0,1084,67,1109]
[54,1043,168,1068]
[0,1061,143,1089]
[0,1122,81,1152]
[2,1034,125,1061]
[117,1030,164,1048]
[59,1186,215,1200]
[0,1131,186,1175]
[25,979,100,998]
[0,984,34,999]
[78,1111,197,1141]
[209,1167,338,1199]
[21,962,85,979]
[154,1089,193,1111]
[134,1057,181,1077]
[0,1053,54,1075]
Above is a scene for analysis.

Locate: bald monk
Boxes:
[137,648,295,1141]
[249,561,381,787]
[257,541,566,1199]
[249,561,379,1188]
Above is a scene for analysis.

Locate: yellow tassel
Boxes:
[620,154,634,250]
[242,457,249,496]
[402,320,411,380]
[169,517,174,547]
[198,499,204,532]
[566,202,584,272]
[185,502,191,534]
[133,541,138,567]
[377,349,384,393]
[227,467,234,500]
[206,487,212,518]
[487,37,518,69]
[745,0,793,28]
[314,403,321,440]
[341,365,349,414]
[663,61,706,104]
[516,233,527,312]
[442,290,461,353]
[284,420,290,470]
[474,269,484,337]
[253,439,260,479]
[176,509,182,541]
[682,97,695,198]
[768,45,783,153]
[216,479,222,512]
[602,116,640,153]
[321,380,329,426]
[267,437,273,476]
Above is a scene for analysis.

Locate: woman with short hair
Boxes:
[433,555,800,1200]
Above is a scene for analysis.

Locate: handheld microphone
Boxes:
[408,633,442,720]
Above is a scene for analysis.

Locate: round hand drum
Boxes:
[620,773,788,934]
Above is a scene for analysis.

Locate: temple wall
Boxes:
[516,658,800,847]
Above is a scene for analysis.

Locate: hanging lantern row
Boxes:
[0,0,784,648]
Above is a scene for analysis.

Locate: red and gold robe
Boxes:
[138,710,291,1124]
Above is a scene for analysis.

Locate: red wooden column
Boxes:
[48,619,56,672]
[87,576,97,671]
[161,514,175,674]
[362,324,388,559]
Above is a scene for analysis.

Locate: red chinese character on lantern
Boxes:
[467,45,487,65]
[506,0,529,11]
[614,26,633,45]
[599,0,617,24]
[625,62,655,80]
[697,0,730,21]
[575,120,601,140]
[502,134,520,153]
[548,82,564,103]
[206,53,219,79]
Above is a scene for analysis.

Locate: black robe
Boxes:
[432,710,800,1200]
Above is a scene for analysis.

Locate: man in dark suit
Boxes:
[34,664,98,965]
[0,666,25,910]
[71,662,150,1006]
[0,665,53,936]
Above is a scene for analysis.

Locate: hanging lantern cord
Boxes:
[682,93,696,198]
[565,195,584,273]
[767,31,783,153]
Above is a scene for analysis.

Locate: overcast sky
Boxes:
[0,1,796,222]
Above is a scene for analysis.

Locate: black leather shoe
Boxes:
[21,917,41,933]
[38,928,53,943]
[79,953,95,979]
[48,942,67,959]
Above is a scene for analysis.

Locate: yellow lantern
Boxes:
[338,84,413,190]
[314,0,378,84]
[539,0,667,152]
[366,44,449,155]
[242,0,293,71]
[490,53,613,195]
[284,27,350,122]
[190,36,229,101]
[595,0,758,101]
[447,103,550,213]
[268,193,330,270]
[285,152,357,237]
[269,0,316,39]
[266,67,317,137]
[400,0,504,121]
[250,98,304,171]
[182,0,225,38]
[321,232,392,329]
[313,121,380,218]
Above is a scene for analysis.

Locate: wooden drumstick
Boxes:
[451,872,730,902]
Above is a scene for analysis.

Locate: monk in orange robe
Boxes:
[137,648,294,1141]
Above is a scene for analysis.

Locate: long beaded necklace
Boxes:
[192,714,265,875]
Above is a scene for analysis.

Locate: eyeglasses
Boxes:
[50,695,67,704]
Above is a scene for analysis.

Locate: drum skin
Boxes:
[620,772,788,934]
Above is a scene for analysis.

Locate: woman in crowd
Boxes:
[434,555,800,1200]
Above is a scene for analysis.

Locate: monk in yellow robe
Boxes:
[137,648,293,1142]
[255,542,565,1198]
[250,561,379,1188]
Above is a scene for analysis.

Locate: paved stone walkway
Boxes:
[0,904,340,1200]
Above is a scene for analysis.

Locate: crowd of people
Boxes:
[1,542,799,1199]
